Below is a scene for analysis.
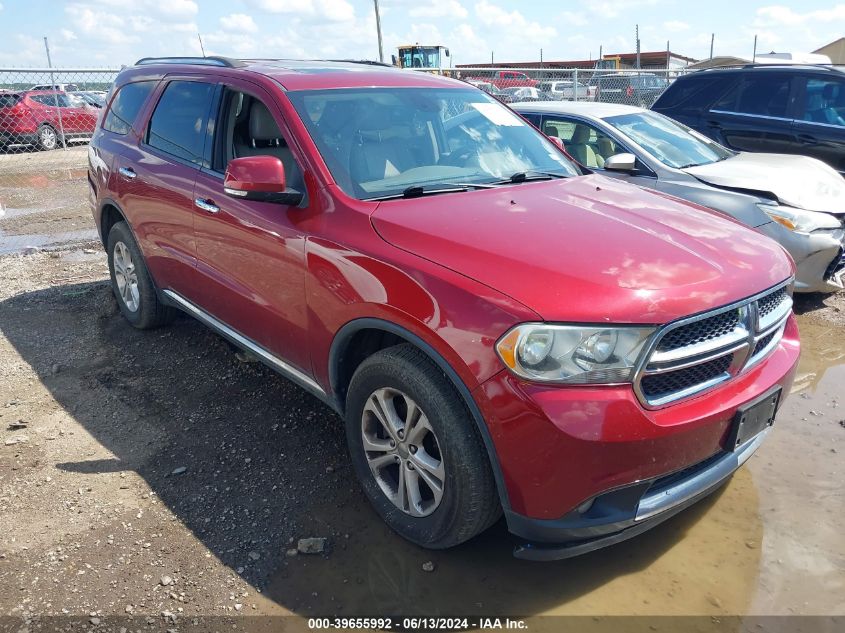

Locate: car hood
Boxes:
[684,152,845,215]
[371,175,793,324]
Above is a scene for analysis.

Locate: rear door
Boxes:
[706,72,802,154]
[792,73,845,175]
[113,77,217,297]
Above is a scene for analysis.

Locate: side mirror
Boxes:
[445,48,450,57]
[604,152,637,172]
[547,135,565,151]
[223,156,303,206]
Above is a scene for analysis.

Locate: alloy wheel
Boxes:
[39,127,57,150]
[361,387,445,517]
[113,241,140,312]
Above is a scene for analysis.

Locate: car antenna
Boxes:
[197,33,206,57]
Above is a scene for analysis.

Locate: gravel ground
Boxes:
[0,148,843,630]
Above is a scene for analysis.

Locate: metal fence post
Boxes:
[43,37,68,151]
[573,68,578,102]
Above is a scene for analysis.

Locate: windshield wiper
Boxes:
[493,171,569,184]
[365,182,499,201]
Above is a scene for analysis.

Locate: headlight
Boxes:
[757,204,841,234]
[496,324,655,384]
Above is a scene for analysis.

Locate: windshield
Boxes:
[605,110,734,169]
[400,47,441,69]
[287,87,580,200]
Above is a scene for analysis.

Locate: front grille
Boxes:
[640,355,732,400]
[825,248,845,280]
[656,309,739,352]
[635,282,792,407]
[753,331,776,357]
[757,287,787,321]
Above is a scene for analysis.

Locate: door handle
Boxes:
[706,120,722,129]
[194,198,220,214]
[118,167,136,180]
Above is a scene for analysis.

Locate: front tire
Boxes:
[345,344,501,549]
[106,221,175,329]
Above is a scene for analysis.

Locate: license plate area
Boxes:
[727,387,781,451]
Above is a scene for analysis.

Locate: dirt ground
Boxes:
[0,150,843,632]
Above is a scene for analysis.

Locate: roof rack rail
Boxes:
[134,56,244,68]
[324,59,395,67]
[700,63,839,71]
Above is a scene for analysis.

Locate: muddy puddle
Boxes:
[265,314,845,621]
[0,227,98,255]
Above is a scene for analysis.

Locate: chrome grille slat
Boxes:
[634,281,792,408]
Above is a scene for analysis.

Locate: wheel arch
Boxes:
[328,317,512,512]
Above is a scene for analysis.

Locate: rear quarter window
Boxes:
[103,81,156,135]
[654,74,738,111]
[0,93,21,108]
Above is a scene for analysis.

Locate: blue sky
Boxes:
[0,0,842,67]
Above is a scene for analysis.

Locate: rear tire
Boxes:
[37,124,59,151]
[106,221,175,329]
[345,344,501,549]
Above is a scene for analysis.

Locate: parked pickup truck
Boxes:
[88,57,800,560]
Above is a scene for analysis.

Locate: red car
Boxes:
[0,90,98,150]
[466,69,537,89]
[88,57,800,559]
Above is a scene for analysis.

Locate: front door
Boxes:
[191,81,311,373]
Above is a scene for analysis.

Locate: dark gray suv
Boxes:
[653,65,845,176]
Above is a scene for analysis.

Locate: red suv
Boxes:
[88,57,800,560]
[0,90,99,150]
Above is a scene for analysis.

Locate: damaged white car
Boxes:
[515,102,845,293]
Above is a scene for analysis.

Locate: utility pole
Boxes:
[710,33,714,60]
[635,24,641,69]
[752,34,758,63]
[540,48,543,64]
[373,0,384,63]
[42,36,67,150]
[666,40,670,69]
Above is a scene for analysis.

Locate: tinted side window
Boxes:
[103,81,155,135]
[30,94,73,107]
[656,75,736,111]
[146,81,215,166]
[714,74,790,118]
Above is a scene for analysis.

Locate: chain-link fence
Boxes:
[422,67,694,108]
[0,64,694,255]
[0,68,119,254]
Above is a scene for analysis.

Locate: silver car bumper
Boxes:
[759,223,845,293]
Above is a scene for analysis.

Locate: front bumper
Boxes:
[474,315,800,559]
[510,429,767,560]
[759,222,845,293]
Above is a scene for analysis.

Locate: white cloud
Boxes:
[244,0,314,15]
[663,20,690,32]
[410,0,467,19]
[0,3,4,11]
[755,4,845,26]
[220,13,258,33]
[472,0,556,59]
[244,0,353,22]
[60,29,78,41]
